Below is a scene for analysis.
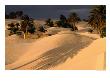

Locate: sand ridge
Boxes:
[5,21,106,70]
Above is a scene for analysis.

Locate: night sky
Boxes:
[5,5,95,19]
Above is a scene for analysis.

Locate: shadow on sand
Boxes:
[11,33,96,70]
[30,35,96,70]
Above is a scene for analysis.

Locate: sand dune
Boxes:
[6,31,95,70]
[52,37,106,70]
[5,35,36,65]
[5,21,106,70]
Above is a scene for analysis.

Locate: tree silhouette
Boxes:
[5,11,23,19]
[20,15,36,39]
[60,14,67,27]
[88,5,106,37]
[21,15,30,20]
[46,18,54,27]
[68,12,80,31]
[9,12,16,19]
[16,11,23,19]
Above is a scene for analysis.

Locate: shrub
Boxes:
[100,27,106,38]
[46,18,54,27]
[39,25,46,32]
[8,23,19,35]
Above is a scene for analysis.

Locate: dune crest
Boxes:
[6,31,96,70]
[5,21,106,70]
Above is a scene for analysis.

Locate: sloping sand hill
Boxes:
[5,21,106,70]
[52,37,105,70]
[5,34,36,65]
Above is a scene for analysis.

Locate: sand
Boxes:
[5,21,106,70]
[5,34,36,65]
[51,37,106,70]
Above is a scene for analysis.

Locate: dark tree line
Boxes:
[5,11,23,19]
[46,12,81,31]
[45,5,106,38]
[7,5,106,38]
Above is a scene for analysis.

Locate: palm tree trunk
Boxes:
[23,33,26,39]
[73,22,75,31]
[23,28,28,39]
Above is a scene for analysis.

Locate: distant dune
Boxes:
[5,20,106,70]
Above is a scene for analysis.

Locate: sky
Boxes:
[5,5,94,20]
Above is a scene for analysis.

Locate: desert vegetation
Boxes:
[6,5,106,39]
[20,15,36,39]
[46,13,80,32]
[6,11,36,39]
[45,18,54,27]
[5,11,23,19]
[5,5,106,70]
[55,13,80,30]
[68,12,80,31]
[7,23,19,35]
[88,5,106,38]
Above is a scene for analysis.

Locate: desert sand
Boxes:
[5,20,106,70]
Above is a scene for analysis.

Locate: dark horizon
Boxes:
[5,5,95,20]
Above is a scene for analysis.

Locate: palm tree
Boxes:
[21,15,29,39]
[88,5,106,37]
[60,14,67,27]
[28,21,36,34]
[20,15,36,39]
[21,20,29,39]
[68,12,80,31]
[60,14,67,22]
